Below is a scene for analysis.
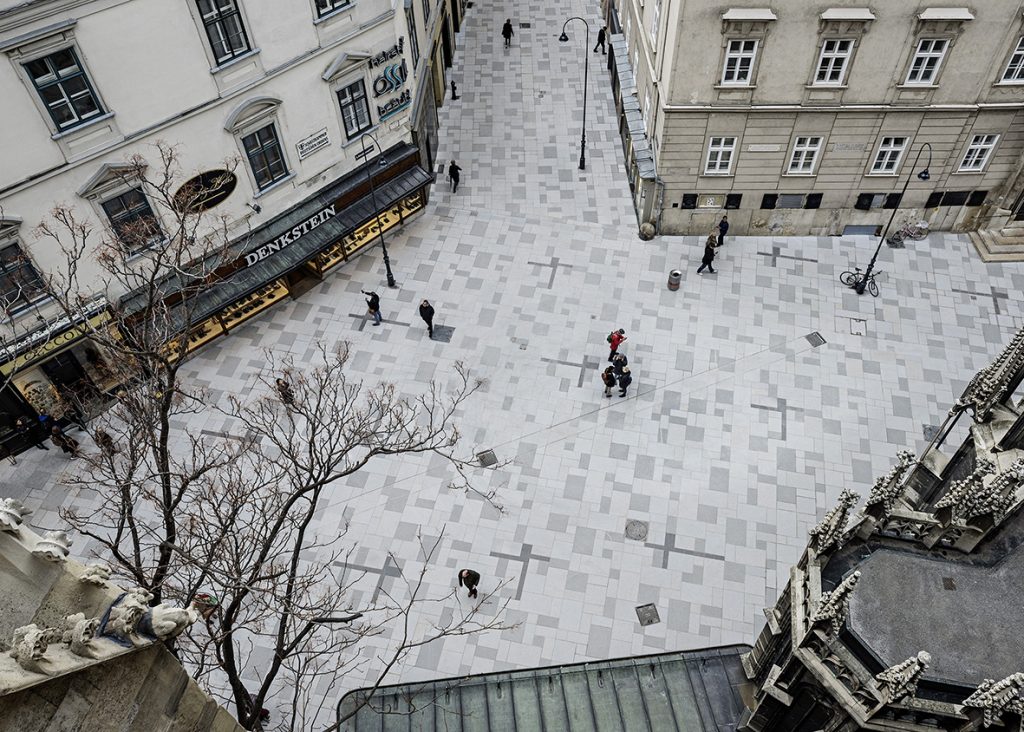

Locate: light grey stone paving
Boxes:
[3,0,1024,724]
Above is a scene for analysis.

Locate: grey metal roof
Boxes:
[338,645,751,731]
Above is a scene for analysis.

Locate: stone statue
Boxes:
[955,328,1024,422]
[810,570,861,636]
[141,603,199,640]
[9,624,55,674]
[935,459,997,524]
[61,613,101,658]
[962,672,1024,727]
[0,497,32,533]
[864,450,916,517]
[80,563,111,586]
[809,489,860,554]
[875,651,931,704]
[32,530,73,562]
[102,588,153,645]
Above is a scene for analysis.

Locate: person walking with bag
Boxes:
[501,19,514,48]
[697,236,717,274]
[362,289,382,326]
[50,425,81,458]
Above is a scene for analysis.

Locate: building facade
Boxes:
[604,0,1024,239]
[0,0,464,453]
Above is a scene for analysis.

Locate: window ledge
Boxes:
[210,48,262,75]
[806,83,848,90]
[124,240,165,264]
[865,173,900,177]
[50,111,116,141]
[701,173,735,178]
[341,125,381,150]
[896,83,939,90]
[952,169,986,175]
[314,3,357,24]
[253,172,297,198]
[995,80,1024,86]
[714,83,756,90]
[783,172,817,178]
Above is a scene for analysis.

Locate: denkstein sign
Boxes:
[243,204,337,266]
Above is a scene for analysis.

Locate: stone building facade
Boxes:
[603,0,1024,239]
[0,0,464,454]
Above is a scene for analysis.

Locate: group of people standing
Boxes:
[362,290,438,339]
[13,412,117,461]
[697,215,729,275]
[601,329,633,398]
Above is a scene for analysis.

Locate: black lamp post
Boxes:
[848,142,932,295]
[558,18,590,171]
[357,132,397,288]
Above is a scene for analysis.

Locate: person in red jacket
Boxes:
[607,328,626,361]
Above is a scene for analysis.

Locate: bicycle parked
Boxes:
[887,220,929,247]
[840,267,883,297]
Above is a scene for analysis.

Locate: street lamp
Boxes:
[558,18,590,171]
[357,132,397,288]
[846,142,933,295]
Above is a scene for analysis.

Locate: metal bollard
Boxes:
[667,269,682,291]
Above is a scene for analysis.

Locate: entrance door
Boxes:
[40,350,98,415]
[441,16,453,68]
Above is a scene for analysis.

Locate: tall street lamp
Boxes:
[558,18,590,171]
[357,131,397,288]
[847,142,932,295]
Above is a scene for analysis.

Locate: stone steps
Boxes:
[969,228,1024,262]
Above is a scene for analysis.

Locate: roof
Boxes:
[338,645,752,731]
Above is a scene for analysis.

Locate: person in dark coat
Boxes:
[697,238,717,274]
[593,26,607,54]
[458,568,481,598]
[618,367,633,397]
[448,160,462,193]
[450,79,459,100]
[718,215,729,246]
[419,299,436,338]
[16,416,49,451]
[501,19,514,47]
[51,425,81,458]
[275,378,296,406]
[362,289,382,325]
[611,352,629,376]
[601,367,617,398]
[93,428,118,457]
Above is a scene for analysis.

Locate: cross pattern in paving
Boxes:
[757,245,819,268]
[336,555,403,603]
[952,285,1010,315]
[527,256,575,289]
[4,0,1024,726]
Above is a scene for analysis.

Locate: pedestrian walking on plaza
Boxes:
[601,366,617,398]
[362,289,382,325]
[16,416,48,451]
[594,26,607,54]
[450,80,459,100]
[697,237,717,274]
[458,568,481,599]
[50,425,81,458]
[611,352,629,377]
[718,215,729,246]
[502,19,514,48]
[618,367,633,397]
[419,299,436,338]
[275,377,296,406]
[448,160,462,193]
[607,328,626,361]
[93,428,118,457]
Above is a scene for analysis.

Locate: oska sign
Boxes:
[373,60,408,97]
[368,38,411,120]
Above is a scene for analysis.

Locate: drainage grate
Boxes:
[805,332,826,347]
[625,520,649,541]
[519,22,531,28]
[437,163,445,174]
[476,449,498,468]
[942,577,957,591]
[636,604,661,627]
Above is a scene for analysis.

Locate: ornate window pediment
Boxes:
[321,50,371,83]
[77,163,143,200]
[223,95,283,133]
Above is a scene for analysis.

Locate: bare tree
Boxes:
[25,144,510,729]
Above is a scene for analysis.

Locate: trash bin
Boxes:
[667,270,682,291]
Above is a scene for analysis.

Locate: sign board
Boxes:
[296,128,330,160]
[698,195,726,209]
[746,144,781,153]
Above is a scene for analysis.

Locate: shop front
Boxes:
[135,141,433,363]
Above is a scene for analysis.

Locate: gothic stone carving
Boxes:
[810,571,861,635]
[956,328,1024,422]
[80,563,111,586]
[935,459,997,524]
[864,450,917,519]
[32,530,72,562]
[9,624,57,674]
[140,603,199,640]
[61,613,101,658]
[875,651,931,704]
[0,498,31,533]
[809,489,860,555]
[102,588,153,645]
[962,672,1024,727]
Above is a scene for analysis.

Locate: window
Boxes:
[722,39,757,85]
[421,0,430,22]
[871,136,907,174]
[1002,37,1024,82]
[197,0,251,65]
[905,38,947,85]
[0,242,47,313]
[337,79,372,140]
[959,134,999,172]
[314,0,351,17]
[705,137,736,174]
[815,39,852,85]
[241,124,289,190]
[100,188,163,252]
[23,48,104,131]
[650,0,662,43]
[788,136,822,174]
[405,5,420,69]
[643,89,652,136]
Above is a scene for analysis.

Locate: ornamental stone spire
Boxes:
[935,459,997,523]
[962,672,1024,728]
[875,651,931,704]
[808,489,860,555]
[864,450,917,517]
[810,570,861,635]
[956,327,1024,422]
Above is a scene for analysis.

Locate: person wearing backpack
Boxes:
[601,367,617,398]
[607,328,626,361]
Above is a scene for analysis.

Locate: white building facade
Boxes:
[0,0,465,452]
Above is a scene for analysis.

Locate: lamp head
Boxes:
[917,169,930,181]
[558,32,569,42]
[378,157,388,167]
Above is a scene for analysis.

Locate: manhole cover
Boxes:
[805,332,826,347]
[923,424,940,441]
[431,325,455,343]
[636,604,660,627]
[476,449,498,468]
[625,520,649,541]
[850,318,866,336]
